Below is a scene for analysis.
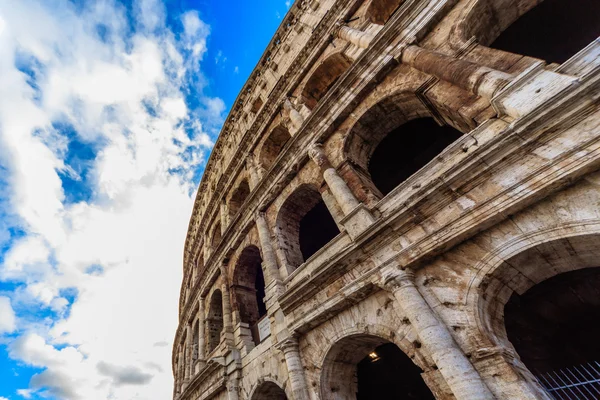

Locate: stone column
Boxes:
[220,264,234,337]
[220,200,228,234]
[382,266,494,399]
[308,144,359,215]
[335,23,375,49]
[256,212,282,286]
[246,158,262,190]
[177,345,183,392]
[197,298,206,365]
[282,99,304,133]
[203,242,210,265]
[320,188,345,229]
[226,377,240,400]
[186,323,193,379]
[401,45,512,100]
[279,336,310,400]
[308,143,376,239]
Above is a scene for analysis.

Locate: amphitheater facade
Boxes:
[173,0,600,398]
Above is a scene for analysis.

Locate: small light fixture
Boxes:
[368,351,380,362]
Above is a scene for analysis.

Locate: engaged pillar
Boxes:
[335,23,375,49]
[382,266,495,399]
[401,45,512,100]
[308,143,375,239]
[278,336,310,400]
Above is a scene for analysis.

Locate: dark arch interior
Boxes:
[367,0,404,25]
[230,180,251,218]
[299,200,340,261]
[255,266,266,318]
[233,247,267,322]
[357,343,435,399]
[491,0,600,64]
[207,290,224,354]
[261,126,292,171]
[302,53,352,110]
[368,118,462,196]
[505,267,600,374]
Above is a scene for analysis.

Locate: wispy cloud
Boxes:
[0,0,221,398]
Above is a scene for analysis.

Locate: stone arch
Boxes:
[260,125,292,171]
[230,179,251,219]
[453,0,599,64]
[366,0,404,25]
[464,221,600,397]
[319,330,435,400]
[275,184,340,272]
[232,245,266,344]
[249,379,288,400]
[207,289,224,354]
[343,91,464,198]
[301,52,353,110]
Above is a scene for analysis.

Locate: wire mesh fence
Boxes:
[537,362,600,399]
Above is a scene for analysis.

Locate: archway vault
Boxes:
[319,332,435,400]
[249,379,288,400]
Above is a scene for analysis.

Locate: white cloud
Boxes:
[0,296,16,333]
[17,389,34,399]
[0,0,220,398]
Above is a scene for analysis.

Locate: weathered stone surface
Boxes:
[173,0,600,399]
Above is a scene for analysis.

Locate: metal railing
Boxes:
[537,362,600,399]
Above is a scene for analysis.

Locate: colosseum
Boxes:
[173,0,600,398]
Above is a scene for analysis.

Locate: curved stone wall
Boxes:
[173,0,600,398]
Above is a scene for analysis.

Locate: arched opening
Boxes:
[321,334,434,400]
[276,184,340,271]
[368,118,462,196]
[505,267,600,374]
[211,222,222,250]
[345,94,463,199]
[478,233,600,397]
[367,0,404,25]
[229,180,251,219]
[251,381,288,400]
[232,246,267,345]
[301,53,353,110]
[489,0,600,64]
[260,126,292,171]
[207,290,223,354]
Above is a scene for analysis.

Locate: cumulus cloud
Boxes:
[0,296,16,334]
[0,0,221,398]
[97,361,153,386]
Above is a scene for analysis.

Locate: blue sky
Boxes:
[0,0,288,399]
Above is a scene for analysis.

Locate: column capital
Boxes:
[276,335,300,353]
[308,143,332,170]
[381,265,416,292]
